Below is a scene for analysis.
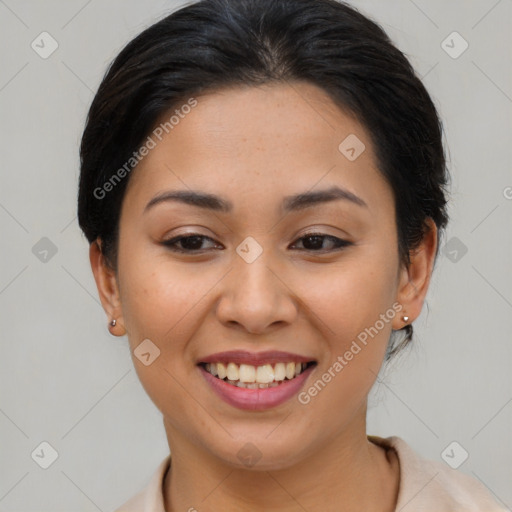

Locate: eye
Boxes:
[161,234,221,253]
[161,232,352,254]
[290,233,353,252]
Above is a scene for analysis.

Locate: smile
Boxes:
[201,361,316,389]
[197,351,318,410]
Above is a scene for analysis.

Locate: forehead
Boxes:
[123,82,392,217]
[147,82,364,164]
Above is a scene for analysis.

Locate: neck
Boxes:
[163,406,399,512]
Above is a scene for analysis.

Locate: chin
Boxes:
[206,434,311,472]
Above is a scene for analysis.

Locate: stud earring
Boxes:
[110,318,117,327]
[402,315,409,323]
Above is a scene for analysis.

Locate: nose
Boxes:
[215,251,298,334]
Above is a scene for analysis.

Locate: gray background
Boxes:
[1,0,511,510]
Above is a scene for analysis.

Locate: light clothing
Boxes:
[114,435,507,511]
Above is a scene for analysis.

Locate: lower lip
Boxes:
[199,364,316,411]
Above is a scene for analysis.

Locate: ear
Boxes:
[89,239,126,336]
[393,218,438,329]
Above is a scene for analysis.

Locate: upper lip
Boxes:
[198,350,316,366]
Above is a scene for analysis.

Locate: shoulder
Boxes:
[113,454,171,512]
[368,435,507,512]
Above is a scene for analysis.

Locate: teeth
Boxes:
[226,362,238,381]
[217,362,227,380]
[274,362,286,381]
[239,364,256,383]
[256,364,274,383]
[204,361,310,386]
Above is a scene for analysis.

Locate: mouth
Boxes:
[199,361,317,389]
[197,350,317,410]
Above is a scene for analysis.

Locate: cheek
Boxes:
[297,250,398,398]
[118,253,210,346]
[303,250,398,341]
[296,251,399,417]
[117,256,208,416]
[116,254,223,414]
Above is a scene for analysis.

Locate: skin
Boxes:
[90,81,437,511]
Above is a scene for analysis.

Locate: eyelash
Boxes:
[161,232,353,254]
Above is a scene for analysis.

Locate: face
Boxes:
[91,81,435,470]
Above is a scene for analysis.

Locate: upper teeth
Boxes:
[205,362,307,383]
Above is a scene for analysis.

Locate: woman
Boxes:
[77,0,506,510]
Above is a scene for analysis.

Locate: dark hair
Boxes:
[77,0,450,359]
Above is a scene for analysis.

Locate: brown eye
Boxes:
[291,233,352,252]
[162,234,221,253]
[161,232,352,254]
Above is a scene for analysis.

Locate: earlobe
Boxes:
[393,219,438,330]
[89,239,126,336]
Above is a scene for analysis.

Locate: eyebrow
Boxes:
[143,185,367,214]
